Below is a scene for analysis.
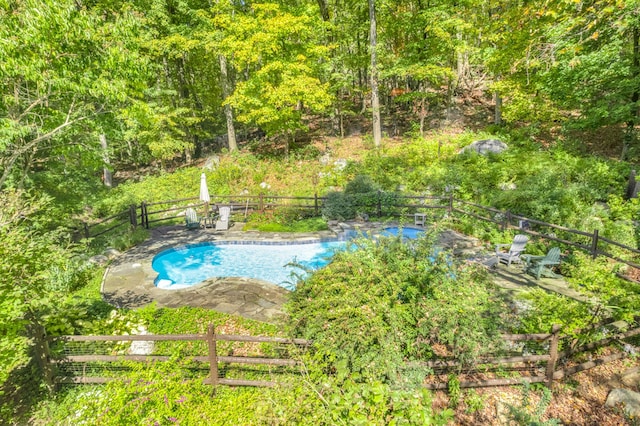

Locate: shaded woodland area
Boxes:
[1,0,639,193]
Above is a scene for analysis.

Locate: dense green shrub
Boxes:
[321,174,402,220]
[287,228,508,385]
[284,378,453,425]
[321,190,356,220]
[514,289,599,340]
[561,252,640,322]
[244,215,328,232]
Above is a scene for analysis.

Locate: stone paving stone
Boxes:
[102,223,591,323]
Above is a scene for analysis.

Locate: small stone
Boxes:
[203,155,220,170]
[333,158,347,171]
[88,255,109,265]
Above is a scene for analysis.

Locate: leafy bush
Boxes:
[561,252,640,322]
[321,190,356,220]
[506,382,560,426]
[287,228,508,385]
[344,174,379,194]
[45,258,99,294]
[31,365,269,425]
[513,289,608,353]
[244,215,328,232]
[322,174,401,220]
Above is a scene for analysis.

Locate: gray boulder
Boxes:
[605,388,640,418]
[203,155,220,171]
[460,139,508,155]
[104,247,122,260]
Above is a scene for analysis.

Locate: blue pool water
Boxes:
[153,227,426,291]
[382,226,425,239]
[152,241,346,290]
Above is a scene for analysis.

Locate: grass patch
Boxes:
[243,217,329,232]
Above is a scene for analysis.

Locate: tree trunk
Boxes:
[456,31,466,92]
[495,92,503,125]
[99,134,113,188]
[18,149,35,190]
[418,92,428,137]
[368,0,382,149]
[219,54,238,152]
[622,25,640,161]
[316,0,330,22]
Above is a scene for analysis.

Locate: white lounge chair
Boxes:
[215,206,231,231]
[495,234,528,266]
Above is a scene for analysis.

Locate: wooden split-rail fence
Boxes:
[78,192,640,275]
[39,320,640,392]
[42,325,311,390]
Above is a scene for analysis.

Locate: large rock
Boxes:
[605,388,640,417]
[460,139,508,155]
[104,247,122,260]
[203,155,220,170]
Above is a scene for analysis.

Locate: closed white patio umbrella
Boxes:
[200,172,210,216]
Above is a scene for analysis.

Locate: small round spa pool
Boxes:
[381,226,425,239]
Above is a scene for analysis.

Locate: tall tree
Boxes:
[0,0,150,191]
[219,54,238,152]
[0,191,72,392]
[368,0,382,148]
[216,3,332,154]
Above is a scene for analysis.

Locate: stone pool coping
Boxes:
[101,221,384,323]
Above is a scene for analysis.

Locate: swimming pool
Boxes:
[152,240,346,290]
[152,227,426,291]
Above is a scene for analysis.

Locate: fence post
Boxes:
[259,193,264,214]
[29,321,55,394]
[546,324,561,388]
[501,210,511,232]
[207,324,219,393]
[314,192,319,216]
[83,222,89,239]
[141,202,148,229]
[448,195,453,216]
[377,190,382,217]
[129,204,137,229]
[591,229,599,259]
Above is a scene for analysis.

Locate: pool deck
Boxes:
[101,221,382,324]
[102,222,591,324]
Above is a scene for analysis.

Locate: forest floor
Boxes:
[434,353,639,425]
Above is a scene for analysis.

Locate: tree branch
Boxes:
[0,109,90,189]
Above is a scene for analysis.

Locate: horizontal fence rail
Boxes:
[79,192,640,273]
[41,320,640,391]
[46,325,311,389]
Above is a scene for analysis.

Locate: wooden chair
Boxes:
[215,206,231,231]
[495,234,528,266]
[184,207,201,229]
[522,247,561,280]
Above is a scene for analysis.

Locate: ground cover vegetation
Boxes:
[1,0,640,423]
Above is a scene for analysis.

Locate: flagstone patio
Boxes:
[101,222,592,324]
